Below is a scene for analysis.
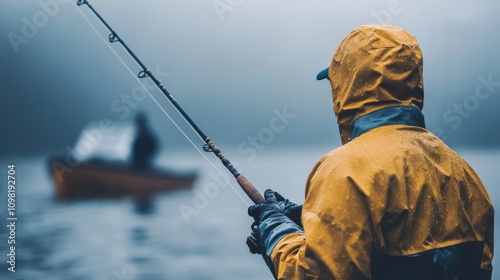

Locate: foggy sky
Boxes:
[1,0,500,157]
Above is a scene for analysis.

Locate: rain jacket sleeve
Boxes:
[270,151,379,280]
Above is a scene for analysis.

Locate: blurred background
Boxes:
[0,0,499,279]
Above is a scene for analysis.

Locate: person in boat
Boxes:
[247,25,494,279]
[131,112,158,170]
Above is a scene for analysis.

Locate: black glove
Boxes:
[275,192,303,228]
[246,221,263,255]
[247,189,303,278]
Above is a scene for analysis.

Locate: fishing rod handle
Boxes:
[236,175,265,205]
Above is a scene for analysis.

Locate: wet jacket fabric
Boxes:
[270,25,494,279]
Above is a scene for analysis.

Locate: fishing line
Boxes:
[71,3,250,206]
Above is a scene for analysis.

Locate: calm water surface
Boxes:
[0,147,498,279]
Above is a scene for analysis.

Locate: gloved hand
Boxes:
[246,221,263,255]
[275,192,303,228]
[247,189,303,278]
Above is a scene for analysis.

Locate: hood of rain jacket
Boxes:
[328,25,424,144]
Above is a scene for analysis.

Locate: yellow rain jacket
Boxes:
[271,25,494,279]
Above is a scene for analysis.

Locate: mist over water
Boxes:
[1,0,500,157]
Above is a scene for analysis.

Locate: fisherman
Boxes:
[131,112,158,169]
[247,25,494,279]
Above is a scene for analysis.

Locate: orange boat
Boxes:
[49,159,196,200]
[48,121,196,200]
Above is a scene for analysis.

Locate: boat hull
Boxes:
[49,158,196,200]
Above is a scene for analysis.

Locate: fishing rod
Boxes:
[76,0,264,204]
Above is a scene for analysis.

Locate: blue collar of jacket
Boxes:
[349,106,426,141]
